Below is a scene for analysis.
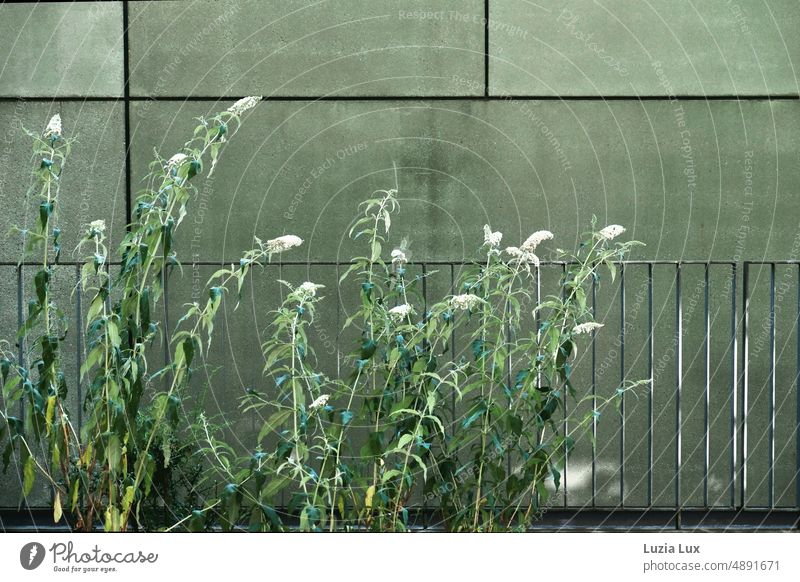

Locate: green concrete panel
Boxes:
[770,265,799,508]
[0,101,126,262]
[649,264,680,507]
[591,264,624,505]
[166,265,270,455]
[706,265,739,507]
[0,266,20,508]
[130,99,799,264]
[128,0,484,97]
[619,264,656,507]
[125,97,800,512]
[490,0,800,97]
[744,264,800,508]
[0,2,123,97]
[0,266,81,509]
[165,264,344,453]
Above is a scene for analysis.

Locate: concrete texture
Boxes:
[0,266,81,508]
[490,0,800,97]
[128,0,485,97]
[0,2,123,97]
[129,99,800,263]
[0,102,127,263]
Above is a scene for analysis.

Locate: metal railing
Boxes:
[1,259,798,530]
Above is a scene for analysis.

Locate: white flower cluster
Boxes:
[521,230,553,253]
[264,234,303,253]
[572,322,604,335]
[88,219,106,234]
[388,303,414,321]
[44,114,62,138]
[599,224,625,241]
[166,153,188,168]
[483,225,503,248]
[297,281,323,297]
[504,246,540,268]
[502,229,553,268]
[309,394,330,410]
[227,96,262,116]
[450,293,483,311]
[391,249,407,266]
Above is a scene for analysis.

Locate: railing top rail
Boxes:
[198,259,739,267]
[0,259,746,267]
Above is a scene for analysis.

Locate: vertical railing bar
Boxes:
[648,263,654,507]
[450,264,456,435]
[741,262,750,509]
[278,261,284,511]
[16,266,24,421]
[769,263,776,508]
[704,263,710,508]
[335,263,341,385]
[421,262,428,313]
[620,263,626,507]
[75,264,83,429]
[421,262,429,530]
[534,265,542,510]
[535,265,542,390]
[592,276,598,507]
[796,263,800,509]
[730,263,738,508]
[163,264,171,370]
[676,263,683,512]
[562,263,568,507]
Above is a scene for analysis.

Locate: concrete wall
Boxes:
[0,1,798,512]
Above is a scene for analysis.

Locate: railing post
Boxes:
[730,263,738,509]
[740,262,750,509]
[675,262,683,521]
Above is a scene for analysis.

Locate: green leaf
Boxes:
[1,357,11,382]
[45,395,56,433]
[257,409,292,443]
[22,454,35,497]
[39,201,54,229]
[107,320,121,349]
[410,454,428,479]
[34,269,49,305]
[340,410,354,425]
[462,403,487,429]
[551,467,562,491]
[507,414,523,436]
[370,240,382,262]
[262,475,290,498]
[397,433,415,450]
[607,261,617,282]
[105,434,122,473]
[364,485,376,509]
[381,469,402,483]
[53,491,63,523]
[181,337,196,368]
[426,392,436,413]
[69,479,80,512]
[122,485,136,513]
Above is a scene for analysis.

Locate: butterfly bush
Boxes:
[1,103,647,533]
[0,98,280,532]
[189,190,647,533]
